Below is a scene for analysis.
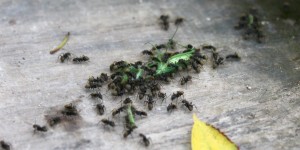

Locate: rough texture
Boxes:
[0,0,299,150]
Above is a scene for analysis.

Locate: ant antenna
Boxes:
[170,26,179,41]
[144,42,159,51]
[165,27,179,52]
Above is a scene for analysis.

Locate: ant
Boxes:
[181,99,196,111]
[159,15,170,31]
[96,103,105,115]
[144,95,155,110]
[123,98,132,104]
[88,76,101,83]
[58,52,72,63]
[90,92,103,99]
[101,119,115,127]
[0,140,10,150]
[142,50,153,56]
[73,55,89,63]
[180,75,192,85]
[85,82,102,89]
[61,103,78,116]
[33,124,48,132]
[134,61,143,67]
[175,17,184,26]
[177,59,189,70]
[212,51,224,69]
[171,91,184,101]
[162,53,172,62]
[134,110,147,117]
[123,115,137,138]
[138,91,146,100]
[226,52,241,61]
[167,103,177,112]
[202,45,216,51]
[191,61,200,73]
[112,106,126,117]
[139,133,150,147]
[110,60,128,71]
[47,116,61,127]
[99,73,109,82]
[110,72,123,80]
[157,91,167,102]
[123,128,135,138]
[89,73,109,84]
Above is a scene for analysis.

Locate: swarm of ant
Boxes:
[81,27,241,146]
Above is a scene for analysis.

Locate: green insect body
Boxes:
[121,74,129,85]
[167,49,195,64]
[248,14,254,28]
[127,105,136,128]
[136,69,144,79]
[153,48,195,75]
[128,66,144,80]
[155,62,175,75]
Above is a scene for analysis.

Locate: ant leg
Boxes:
[193,104,199,113]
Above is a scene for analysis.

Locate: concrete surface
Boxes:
[0,0,299,150]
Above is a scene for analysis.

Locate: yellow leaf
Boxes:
[192,114,238,150]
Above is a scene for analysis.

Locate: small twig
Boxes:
[50,32,70,54]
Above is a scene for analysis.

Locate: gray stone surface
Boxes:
[0,0,299,150]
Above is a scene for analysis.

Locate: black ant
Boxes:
[88,76,101,83]
[123,98,132,104]
[112,106,126,117]
[101,119,115,127]
[181,99,196,111]
[33,124,48,132]
[90,92,103,99]
[202,45,216,51]
[110,60,128,71]
[96,103,105,115]
[175,17,184,26]
[0,140,10,150]
[58,52,72,63]
[156,74,171,83]
[47,116,61,127]
[161,53,172,62]
[226,52,241,61]
[99,73,109,82]
[73,55,89,63]
[138,91,146,100]
[180,75,192,85]
[171,91,184,101]
[85,82,102,89]
[110,72,123,80]
[123,128,135,138]
[177,59,189,70]
[144,95,155,110]
[134,61,143,67]
[212,51,224,69]
[112,87,125,97]
[89,73,109,84]
[61,103,78,116]
[134,110,147,117]
[142,50,153,56]
[157,91,167,102]
[139,133,150,147]
[159,15,170,31]
[191,61,200,73]
[167,103,177,112]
